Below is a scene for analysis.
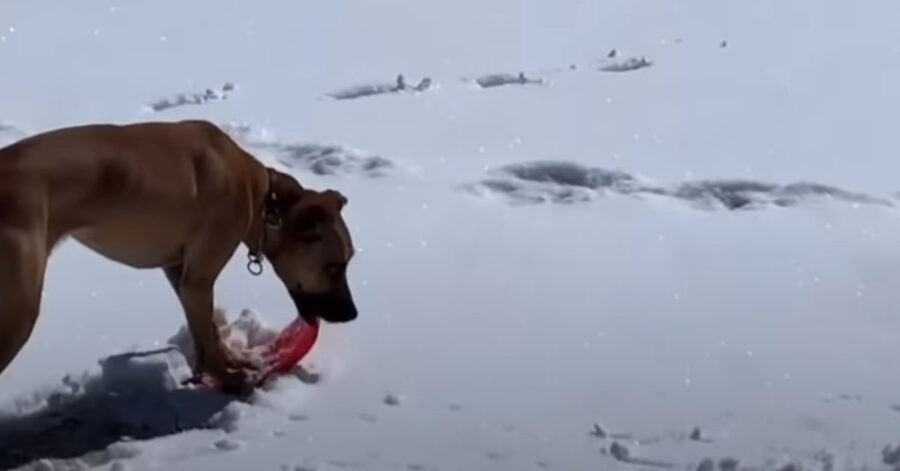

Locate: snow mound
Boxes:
[221,123,397,177]
[597,56,654,73]
[144,82,237,113]
[0,308,312,471]
[165,307,281,371]
[464,161,894,210]
[469,72,546,89]
[325,74,433,100]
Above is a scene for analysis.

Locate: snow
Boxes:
[1,0,900,470]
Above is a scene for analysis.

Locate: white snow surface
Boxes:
[2,0,900,470]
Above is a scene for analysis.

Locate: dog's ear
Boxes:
[267,169,304,219]
[324,189,348,209]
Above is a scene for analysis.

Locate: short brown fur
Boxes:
[0,120,358,392]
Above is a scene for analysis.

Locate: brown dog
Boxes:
[0,119,358,392]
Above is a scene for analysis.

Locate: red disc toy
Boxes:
[199,316,320,391]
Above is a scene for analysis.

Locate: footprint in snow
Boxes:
[719,458,740,471]
[110,461,129,471]
[383,393,403,406]
[214,438,241,451]
[464,160,894,211]
[358,413,378,423]
[605,441,675,469]
[696,458,715,471]
[282,465,317,471]
[406,464,438,471]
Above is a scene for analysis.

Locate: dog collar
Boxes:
[247,168,281,276]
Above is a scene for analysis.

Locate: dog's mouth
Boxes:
[289,288,358,324]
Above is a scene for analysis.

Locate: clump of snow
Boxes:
[719,457,740,471]
[213,438,242,451]
[166,307,280,371]
[696,458,715,471]
[469,71,546,89]
[382,392,402,406]
[326,74,433,100]
[597,56,654,72]
[144,82,237,113]
[689,427,703,441]
[589,423,608,438]
[883,444,900,466]
[609,441,632,461]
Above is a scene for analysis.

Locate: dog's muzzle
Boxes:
[289,285,358,324]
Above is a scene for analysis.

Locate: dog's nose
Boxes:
[290,289,357,323]
[340,303,358,322]
[330,299,358,323]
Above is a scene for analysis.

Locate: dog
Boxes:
[0,119,358,392]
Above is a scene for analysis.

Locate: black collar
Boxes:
[247,168,280,276]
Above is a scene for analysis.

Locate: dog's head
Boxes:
[263,171,357,324]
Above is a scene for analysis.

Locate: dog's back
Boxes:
[1,120,260,233]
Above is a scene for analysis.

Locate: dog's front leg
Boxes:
[164,248,256,391]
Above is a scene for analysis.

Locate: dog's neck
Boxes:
[245,167,281,268]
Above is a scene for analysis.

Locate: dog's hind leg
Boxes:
[0,225,48,378]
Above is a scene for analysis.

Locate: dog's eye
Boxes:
[293,206,328,237]
[294,218,317,234]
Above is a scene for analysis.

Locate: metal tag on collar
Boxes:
[247,252,264,276]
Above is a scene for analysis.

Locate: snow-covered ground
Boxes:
[2,1,900,470]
